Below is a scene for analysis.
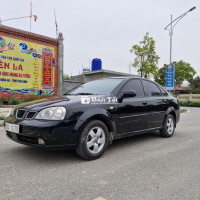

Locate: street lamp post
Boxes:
[164,6,196,92]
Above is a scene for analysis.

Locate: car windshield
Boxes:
[67,78,123,95]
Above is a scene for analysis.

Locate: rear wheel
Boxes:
[160,114,175,138]
[76,120,109,160]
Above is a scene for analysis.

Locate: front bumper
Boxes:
[5,116,78,149]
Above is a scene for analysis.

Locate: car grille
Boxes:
[17,134,38,144]
[26,111,37,119]
[21,126,41,135]
[13,110,17,117]
[14,109,37,119]
[16,109,26,119]
[7,132,38,145]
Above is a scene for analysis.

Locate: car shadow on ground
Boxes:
[9,146,83,164]
[7,131,161,163]
[107,131,161,152]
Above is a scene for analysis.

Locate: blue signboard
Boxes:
[166,64,175,90]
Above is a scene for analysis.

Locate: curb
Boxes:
[184,109,190,114]
[0,120,4,126]
[180,107,190,114]
[0,105,15,108]
[0,107,13,117]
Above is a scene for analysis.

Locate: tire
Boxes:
[160,114,175,138]
[76,120,109,160]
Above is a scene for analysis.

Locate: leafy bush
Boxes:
[180,101,200,107]
[8,96,23,105]
[0,116,5,120]
[0,96,22,105]
[180,109,187,113]
[0,95,43,106]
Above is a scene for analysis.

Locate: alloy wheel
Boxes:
[86,127,105,154]
[167,117,174,135]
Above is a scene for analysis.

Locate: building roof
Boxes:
[83,69,137,76]
[0,25,59,45]
[175,86,192,91]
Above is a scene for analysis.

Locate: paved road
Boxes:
[0,107,200,200]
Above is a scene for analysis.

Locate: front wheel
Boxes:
[160,114,175,138]
[76,120,109,160]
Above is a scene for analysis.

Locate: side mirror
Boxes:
[122,90,137,98]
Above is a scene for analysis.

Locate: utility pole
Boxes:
[30,1,32,32]
[1,1,37,32]
[169,15,173,64]
[164,6,196,93]
[126,61,132,74]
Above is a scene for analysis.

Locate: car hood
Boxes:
[14,95,110,111]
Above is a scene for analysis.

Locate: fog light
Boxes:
[38,138,45,145]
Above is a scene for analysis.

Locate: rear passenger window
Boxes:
[120,79,144,97]
[143,80,161,96]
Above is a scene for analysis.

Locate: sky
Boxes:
[1,0,200,77]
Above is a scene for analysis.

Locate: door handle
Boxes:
[142,102,147,105]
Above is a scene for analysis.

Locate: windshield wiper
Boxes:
[75,93,95,95]
[65,93,97,95]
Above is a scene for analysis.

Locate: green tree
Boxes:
[188,76,200,93]
[63,73,70,80]
[154,66,166,86]
[130,32,160,78]
[154,60,196,87]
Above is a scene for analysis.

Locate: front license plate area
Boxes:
[5,123,19,134]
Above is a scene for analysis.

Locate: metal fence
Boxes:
[177,94,200,102]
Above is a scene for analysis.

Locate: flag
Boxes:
[54,9,59,36]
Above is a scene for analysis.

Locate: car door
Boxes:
[142,80,166,129]
[118,79,149,134]
[158,85,170,113]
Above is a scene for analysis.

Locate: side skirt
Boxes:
[115,127,162,140]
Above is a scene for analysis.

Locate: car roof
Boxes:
[102,76,163,86]
[102,76,150,81]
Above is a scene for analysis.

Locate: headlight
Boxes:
[35,107,66,120]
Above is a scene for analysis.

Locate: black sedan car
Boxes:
[5,77,180,160]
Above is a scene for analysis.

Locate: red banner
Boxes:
[42,49,52,88]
